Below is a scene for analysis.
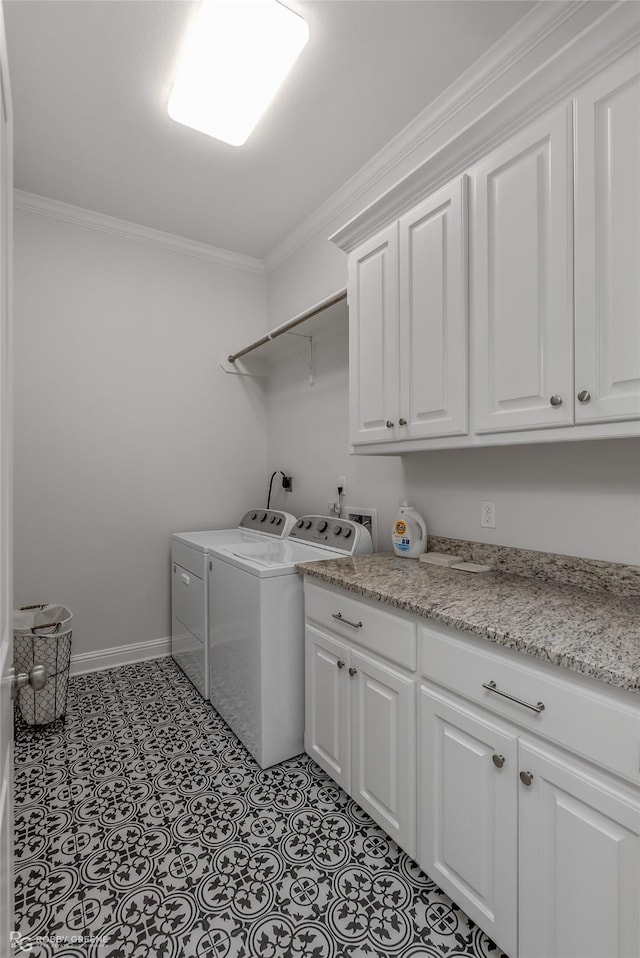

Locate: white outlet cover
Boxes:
[480,500,496,529]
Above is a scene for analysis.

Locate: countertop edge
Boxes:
[298,564,640,694]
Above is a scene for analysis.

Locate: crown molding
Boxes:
[330,2,640,252]
[14,190,266,275]
[263,1,617,270]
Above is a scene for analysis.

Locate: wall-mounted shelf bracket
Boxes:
[219,331,314,383]
[220,288,345,383]
[218,353,265,377]
[282,331,314,385]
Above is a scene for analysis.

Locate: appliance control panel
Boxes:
[239,510,297,537]
[288,516,373,555]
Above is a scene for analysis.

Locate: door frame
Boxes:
[0,0,14,953]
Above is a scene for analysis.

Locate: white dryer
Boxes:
[208,515,372,768]
[171,509,296,697]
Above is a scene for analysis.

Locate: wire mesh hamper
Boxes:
[13,604,73,727]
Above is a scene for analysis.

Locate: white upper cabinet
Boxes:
[348,176,468,447]
[471,104,574,433]
[398,177,468,438]
[348,224,399,444]
[574,48,640,424]
[333,39,640,452]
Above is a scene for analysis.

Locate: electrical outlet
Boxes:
[480,500,496,529]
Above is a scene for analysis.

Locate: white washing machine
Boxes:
[170,509,296,697]
[208,515,372,768]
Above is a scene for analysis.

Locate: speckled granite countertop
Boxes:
[297,553,640,693]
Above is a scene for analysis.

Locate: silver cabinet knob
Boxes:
[348,667,357,677]
[398,418,407,426]
[337,660,345,670]
[492,754,505,769]
[549,395,563,407]
[385,420,394,428]
[577,389,591,404]
[519,770,534,787]
[10,664,48,700]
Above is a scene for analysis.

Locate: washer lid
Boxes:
[172,528,263,552]
[212,539,342,577]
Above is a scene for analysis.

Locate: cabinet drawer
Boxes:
[419,620,640,785]
[305,582,416,671]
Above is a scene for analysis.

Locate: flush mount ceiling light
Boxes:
[168,0,309,147]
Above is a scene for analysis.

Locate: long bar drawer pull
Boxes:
[482,680,545,714]
[332,612,363,630]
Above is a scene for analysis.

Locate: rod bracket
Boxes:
[218,353,265,377]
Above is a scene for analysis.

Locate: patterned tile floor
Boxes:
[13,658,506,958]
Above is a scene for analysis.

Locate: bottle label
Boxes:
[395,538,410,552]
[394,519,407,536]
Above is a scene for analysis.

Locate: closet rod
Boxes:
[227,288,347,364]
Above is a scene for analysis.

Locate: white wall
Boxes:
[13,210,268,659]
[266,266,640,567]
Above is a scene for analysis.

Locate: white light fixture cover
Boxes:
[168,0,309,146]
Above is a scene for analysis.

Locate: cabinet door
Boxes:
[350,648,416,857]
[399,176,468,438]
[348,223,400,444]
[519,739,640,958]
[418,684,518,957]
[304,625,350,792]
[574,50,640,424]
[471,104,574,432]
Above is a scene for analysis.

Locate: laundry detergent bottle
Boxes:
[391,500,427,557]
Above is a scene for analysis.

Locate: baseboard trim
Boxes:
[69,636,171,676]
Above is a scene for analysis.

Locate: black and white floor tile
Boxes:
[13,658,506,958]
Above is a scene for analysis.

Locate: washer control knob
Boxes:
[251,512,258,520]
[333,525,342,535]
[275,517,282,525]
[317,520,328,532]
[304,520,312,529]
[343,527,352,538]
[270,516,277,523]
[296,519,304,528]
[260,512,267,522]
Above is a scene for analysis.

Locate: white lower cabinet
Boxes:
[418,684,518,957]
[420,619,640,958]
[305,625,350,791]
[518,739,640,958]
[304,581,640,957]
[304,612,416,856]
[350,646,415,853]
